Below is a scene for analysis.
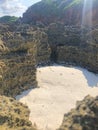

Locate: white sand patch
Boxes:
[16,65,98,130]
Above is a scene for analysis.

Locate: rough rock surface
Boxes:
[22,0,98,26]
[0,24,50,97]
[0,95,37,130]
[58,95,98,130]
[47,23,98,73]
[0,25,37,97]
[0,39,8,52]
[32,29,51,64]
[0,0,98,129]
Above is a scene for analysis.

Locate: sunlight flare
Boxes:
[82,0,93,27]
[81,0,93,42]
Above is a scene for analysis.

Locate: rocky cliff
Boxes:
[31,29,51,64]
[20,0,98,73]
[0,21,97,98]
[0,24,50,97]
[47,23,98,73]
[22,0,98,26]
[0,0,98,129]
[0,25,36,97]
[58,95,98,130]
[0,95,37,130]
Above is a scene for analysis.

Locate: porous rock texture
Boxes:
[0,0,98,129]
[0,95,37,130]
[0,24,50,97]
[21,0,98,72]
[47,23,98,73]
[58,95,98,130]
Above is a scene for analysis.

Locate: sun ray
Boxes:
[81,0,93,43]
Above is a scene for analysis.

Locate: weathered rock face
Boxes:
[31,29,51,64]
[0,1,97,130]
[58,95,98,130]
[0,24,51,97]
[0,55,37,97]
[16,0,98,73]
[0,25,37,97]
[0,61,6,84]
[0,95,37,130]
[0,24,51,130]
[0,21,97,98]
[0,39,8,52]
[22,0,98,26]
[47,23,98,73]
[57,45,98,73]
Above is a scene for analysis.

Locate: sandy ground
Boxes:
[16,65,98,130]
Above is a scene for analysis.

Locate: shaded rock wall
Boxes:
[32,30,51,64]
[47,23,98,73]
[57,45,98,73]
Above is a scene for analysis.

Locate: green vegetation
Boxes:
[64,0,82,10]
[0,16,18,24]
[42,0,53,4]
